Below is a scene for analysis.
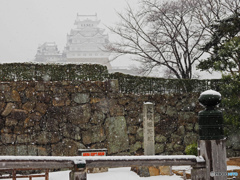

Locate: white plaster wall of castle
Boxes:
[34,14,111,69]
[35,42,62,63]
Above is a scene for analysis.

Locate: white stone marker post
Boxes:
[143,102,155,155]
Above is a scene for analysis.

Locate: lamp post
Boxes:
[192,90,227,180]
[198,90,224,140]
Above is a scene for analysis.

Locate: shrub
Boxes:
[185,143,198,156]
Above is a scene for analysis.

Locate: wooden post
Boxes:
[45,169,49,180]
[183,170,186,180]
[199,140,227,180]
[191,167,207,180]
[192,90,227,180]
[12,170,16,180]
[170,166,173,175]
[70,165,86,180]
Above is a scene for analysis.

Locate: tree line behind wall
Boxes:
[0,63,224,94]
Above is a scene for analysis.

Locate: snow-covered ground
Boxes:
[88,167,182,180]
[0,167,182,180]
[1,166,240,180]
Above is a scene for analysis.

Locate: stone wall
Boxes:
[0,79,238,157]
[0,79,202,156]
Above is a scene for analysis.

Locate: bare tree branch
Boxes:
[106,0,239,79]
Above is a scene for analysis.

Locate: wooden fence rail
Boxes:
[0,170,49,180]
[83,155,205,168]
[0,155,206,180]
[0,156,85,180]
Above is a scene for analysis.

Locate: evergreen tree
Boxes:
[198,12,240,132]
[197,12,240,75]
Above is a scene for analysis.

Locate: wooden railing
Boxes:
[0,156,85,180]
[0,155,205,180]
[83,155,205,168]
[0,169,49,180]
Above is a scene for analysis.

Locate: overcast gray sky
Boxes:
[0,0,221,78]
[0,0,139,66]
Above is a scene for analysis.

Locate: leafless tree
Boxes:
[107,0,240,79]
[194,0,240,33]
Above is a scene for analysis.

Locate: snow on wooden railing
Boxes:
[0,156,85,169]
[82,155,205,168]
[0,155,205,180]
[0,156,85,180]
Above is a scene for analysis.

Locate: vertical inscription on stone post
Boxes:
[143,102,155,155]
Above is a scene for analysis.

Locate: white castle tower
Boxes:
[64,14,111,69]
[35,42,62,63]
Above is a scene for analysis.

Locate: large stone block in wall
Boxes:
[0,102,6,113]
[10,109,28,121]
[0,145,15,155]
[35,82,47,91]
[15,145,28,155]
[93,99,109,114]
[173,144,185,152]
[16,134,31,144]
[228,133,240,151]
[52,94,71,107]
[155,135,167,143]
[51,138,86,156]
[37,92,51,103]
[105,116,129,154]
[136,128,143,141]
[24,112,42,128]
[1,134,16,144]
[178,112,197,124]
[5,118,18,126]
[90,111,105,125]
[22,101,36,112]
[35,131,61,145]
[4,90,21,102]
[0,84,10,91]
[155,104,167,114]
[72,93,89,104]
[155,119,178,137]
[82,125,106,145]
[130,141,142,153]
[166,106,178,117]
[155,143,165,154]
[183,132,198,145]
[25,87,36,100]
[67,104,91,125]
[109,99,124,116]
[27,145,51,156]
[62,123,81,140]
[1,103,15,117]
[36,103,48,115]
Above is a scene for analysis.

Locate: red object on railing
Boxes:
[82,152,106,156]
